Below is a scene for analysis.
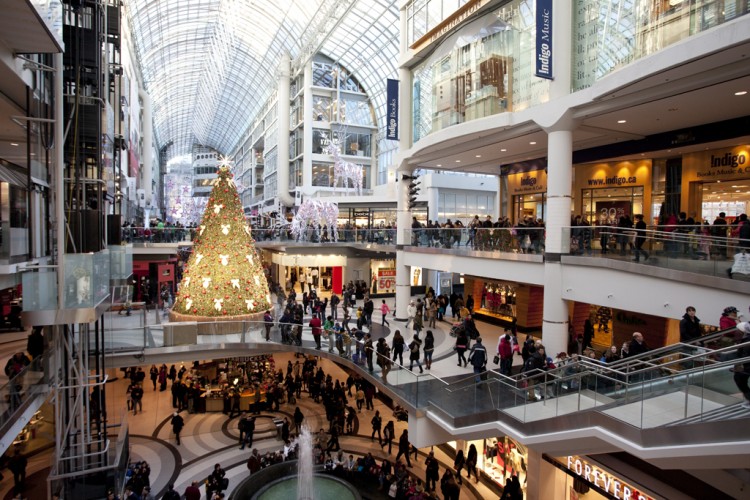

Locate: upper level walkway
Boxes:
[128,225,749,282]
[128,225,749,319]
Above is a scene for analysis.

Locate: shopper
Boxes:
[425,451,440,492]
[206,464,227,500]
[395,429,412,467]
[468,337,488,382]
[371,409,382,445]
[498,332,513,376]
[679,306,702,343]
[380,300,391,327]
[8,449,27,494]
[455,329,469,367]
[391,330,405,366]
[183,481,201,500]
[453,449,465,485]
[632,214,649,262]
[263,310,274,341]
[149,365,158,390]
[408,334,423,373]
[466,443,479,483]
[382,420,395,454]
[130,383,144,415]
[171,411,184,445]
[423,330,435,370]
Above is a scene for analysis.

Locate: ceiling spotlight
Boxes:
[436,164,441,167]
[500,148,507,152]
[529,141,537,145]
[10,143,18,147]
[735,91,748,96]
[455,160,461,163]
[617,120,627,124]
[475,155,482,158]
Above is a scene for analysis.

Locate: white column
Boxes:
[302,62,313,190]
[542,128,573,355]
[276,53,295,207]
[545,129,573,253]
[395,170,412,321]
[536,1,575,353]
[395,3,415,323]
[138,88,152,205]
[550,0,573,102]
[427,183,439,223]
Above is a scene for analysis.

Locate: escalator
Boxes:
[411,327,750,462]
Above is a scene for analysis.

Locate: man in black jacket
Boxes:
[627,332,649,357]
[679,306,701,343]
[171,412,184,445]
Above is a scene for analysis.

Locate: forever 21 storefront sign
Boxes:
[564,456,654,500]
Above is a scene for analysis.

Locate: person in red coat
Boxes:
[309,315,322,349]
[183,481,201,500]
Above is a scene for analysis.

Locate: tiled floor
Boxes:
[0,304,509,499]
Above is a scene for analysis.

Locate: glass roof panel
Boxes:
[126,0,400,158]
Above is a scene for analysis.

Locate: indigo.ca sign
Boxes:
[386,79,399,140]
[535,0,553,79]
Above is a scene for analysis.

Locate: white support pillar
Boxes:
[542,128,573,355]
[276,53,295,207]
[394,30,415,320]
[395,169,412,321]
[426,183,439,223]
[138,88,152,205]
[545,129,573,253]
[302,62,313,190]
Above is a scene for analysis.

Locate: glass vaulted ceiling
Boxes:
[126,0,400,159]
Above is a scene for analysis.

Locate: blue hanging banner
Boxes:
[535,0,553,80]
[386,79,399,140]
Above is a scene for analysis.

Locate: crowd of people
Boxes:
[410,215,545,254]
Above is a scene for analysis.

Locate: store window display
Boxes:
[479,282,516,320]
[451,436,527,496]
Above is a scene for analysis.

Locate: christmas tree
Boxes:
[170,161,272,322]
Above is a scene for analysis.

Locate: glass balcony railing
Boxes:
[125,227,399,245]
[402,227,546,254]
[563,225,748,279]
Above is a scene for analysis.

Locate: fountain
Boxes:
[296,427,314,500]
[233,425,361,500]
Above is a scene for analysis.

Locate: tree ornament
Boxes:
[245,299,256,311]
[245,254,254,265]
[202,277,212,288]
[221,224,231,235]
[195,253,204,265]
[213,298,224,311]
[184,298,193,311]
[219,254,230,266]
[213,203,224,214]
[231,279,240,289]
[184,277,191,288]
[199,225,206,236]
